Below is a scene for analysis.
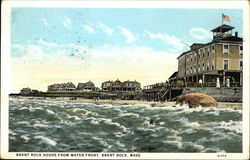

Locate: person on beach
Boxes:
[199,79,203,87]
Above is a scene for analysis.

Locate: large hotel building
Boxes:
[169,24,243,87]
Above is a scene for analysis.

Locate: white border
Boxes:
[1,0,249,159]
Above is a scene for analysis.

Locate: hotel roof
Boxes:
[211,24,235,32]
[177,35,242,59]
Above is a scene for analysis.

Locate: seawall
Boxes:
[182,87,242,102]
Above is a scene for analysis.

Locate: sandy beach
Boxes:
[10,96,242,110]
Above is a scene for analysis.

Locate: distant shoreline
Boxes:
[9,95,242,110]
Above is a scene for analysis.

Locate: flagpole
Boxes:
[222,13,224,25]
[221,13,223,34]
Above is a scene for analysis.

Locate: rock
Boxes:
[176,93,218,108]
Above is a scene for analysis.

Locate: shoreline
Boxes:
[9,96,242,110]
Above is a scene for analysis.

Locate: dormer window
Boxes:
[223,44,229,54]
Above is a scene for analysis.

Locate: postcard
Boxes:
[1,0,249,159]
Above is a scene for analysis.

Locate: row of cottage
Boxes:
[47,79,141,92]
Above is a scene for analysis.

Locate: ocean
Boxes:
[9,98,242,152]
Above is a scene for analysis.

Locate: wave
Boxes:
[9,98,242,152]
[84,111,99,117]
[66,114,81,120]
[18,106,45,113]
[20,135,30,142]
[203,147,226,153]
[9,129,17,136]
[119,112,140,118]
[33,121,49,128]
[16,121,30,125]
[182,142,204,151]
[206,120,242,134]
[34,136,57,146]
[72,108,87,112]
[163,140,183,149]
[176,117,201,128]
[46,109,55,115]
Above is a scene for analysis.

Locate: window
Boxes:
[240,60,243,70]
[190,54,192,62]
[198,64,200,73]
[194,65,196,73]
[224,60,229,70]
[212,60,215,70]
[239,45,243,55]
[223,44,229,54]
[202,62,205,71]
[212,45,215,54]
[190,66,192,74]
[187,67,189,74]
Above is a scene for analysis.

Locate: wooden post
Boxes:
[169,89,172,100]
[202,74,205,87]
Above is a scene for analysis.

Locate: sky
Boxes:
[10,8,243,93]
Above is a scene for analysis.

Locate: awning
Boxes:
[203,70,222,75]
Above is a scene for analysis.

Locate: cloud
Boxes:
[63,17,72,28]
[84,21,113,35]
[11,43,177,92]
[145,31,185,51]
[40,18,48,27]
[118,26,136,43]
[12,44,52,62]
[189,28,212,40]
[83,24,95,33]
[37,39,60,47]
[98,22,113,35]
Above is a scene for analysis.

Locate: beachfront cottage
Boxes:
[170,24,243,87]
[47,82,76,92]
[101,80,142,92]
[19,88,40,95]
[64,82,76,91]
[77,81,96,91]
[20,87,32,95]
[101,80,113,91]
[121,80,141,92]
[111,79,122,91]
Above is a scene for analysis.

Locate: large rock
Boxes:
[176,93,218,108]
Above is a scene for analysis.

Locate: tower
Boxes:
[211,24,235,40]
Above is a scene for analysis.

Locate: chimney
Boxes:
[235,32,238,37]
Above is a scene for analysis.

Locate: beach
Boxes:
[10,96,242,110]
